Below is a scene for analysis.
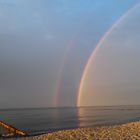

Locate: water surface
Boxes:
[0,105,140,135]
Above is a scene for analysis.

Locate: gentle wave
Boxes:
[0,105,140,135]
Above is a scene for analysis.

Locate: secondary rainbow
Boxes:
[53,16,95,106]
[53,34,78,106]
[77,2,140,107]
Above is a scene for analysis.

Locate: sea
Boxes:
[0,105,140,136]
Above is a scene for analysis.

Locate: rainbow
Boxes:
[53,35,78,106]
[77,2,140,107]
[53,15,95,106]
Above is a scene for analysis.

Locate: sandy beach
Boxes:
[10,121,140,140]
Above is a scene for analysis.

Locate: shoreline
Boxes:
[9,120,140,140]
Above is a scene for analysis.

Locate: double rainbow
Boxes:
[53,2,140,107]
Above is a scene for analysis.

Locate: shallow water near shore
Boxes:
[0,105,140,136]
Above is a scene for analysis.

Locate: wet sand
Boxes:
[12,121,140,140]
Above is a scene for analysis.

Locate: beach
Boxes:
[11,121,140,140]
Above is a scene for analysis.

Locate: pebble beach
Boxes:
[11,121,140,140]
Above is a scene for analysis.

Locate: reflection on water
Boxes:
[0,108,79,135]
[77,105,140,127]
[0,105,140,135]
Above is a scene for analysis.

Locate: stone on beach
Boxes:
[13,121,140,140]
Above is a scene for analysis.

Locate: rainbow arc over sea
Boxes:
[53,1,140,107]
[77,2,140,106]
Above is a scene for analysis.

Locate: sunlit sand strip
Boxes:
[13,121,140,140]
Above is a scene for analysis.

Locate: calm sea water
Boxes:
[0,105,140,135]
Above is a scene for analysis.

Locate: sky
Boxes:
[0,0,139,108]
[79,2,140,106]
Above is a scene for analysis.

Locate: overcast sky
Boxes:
[0,0,139,108]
